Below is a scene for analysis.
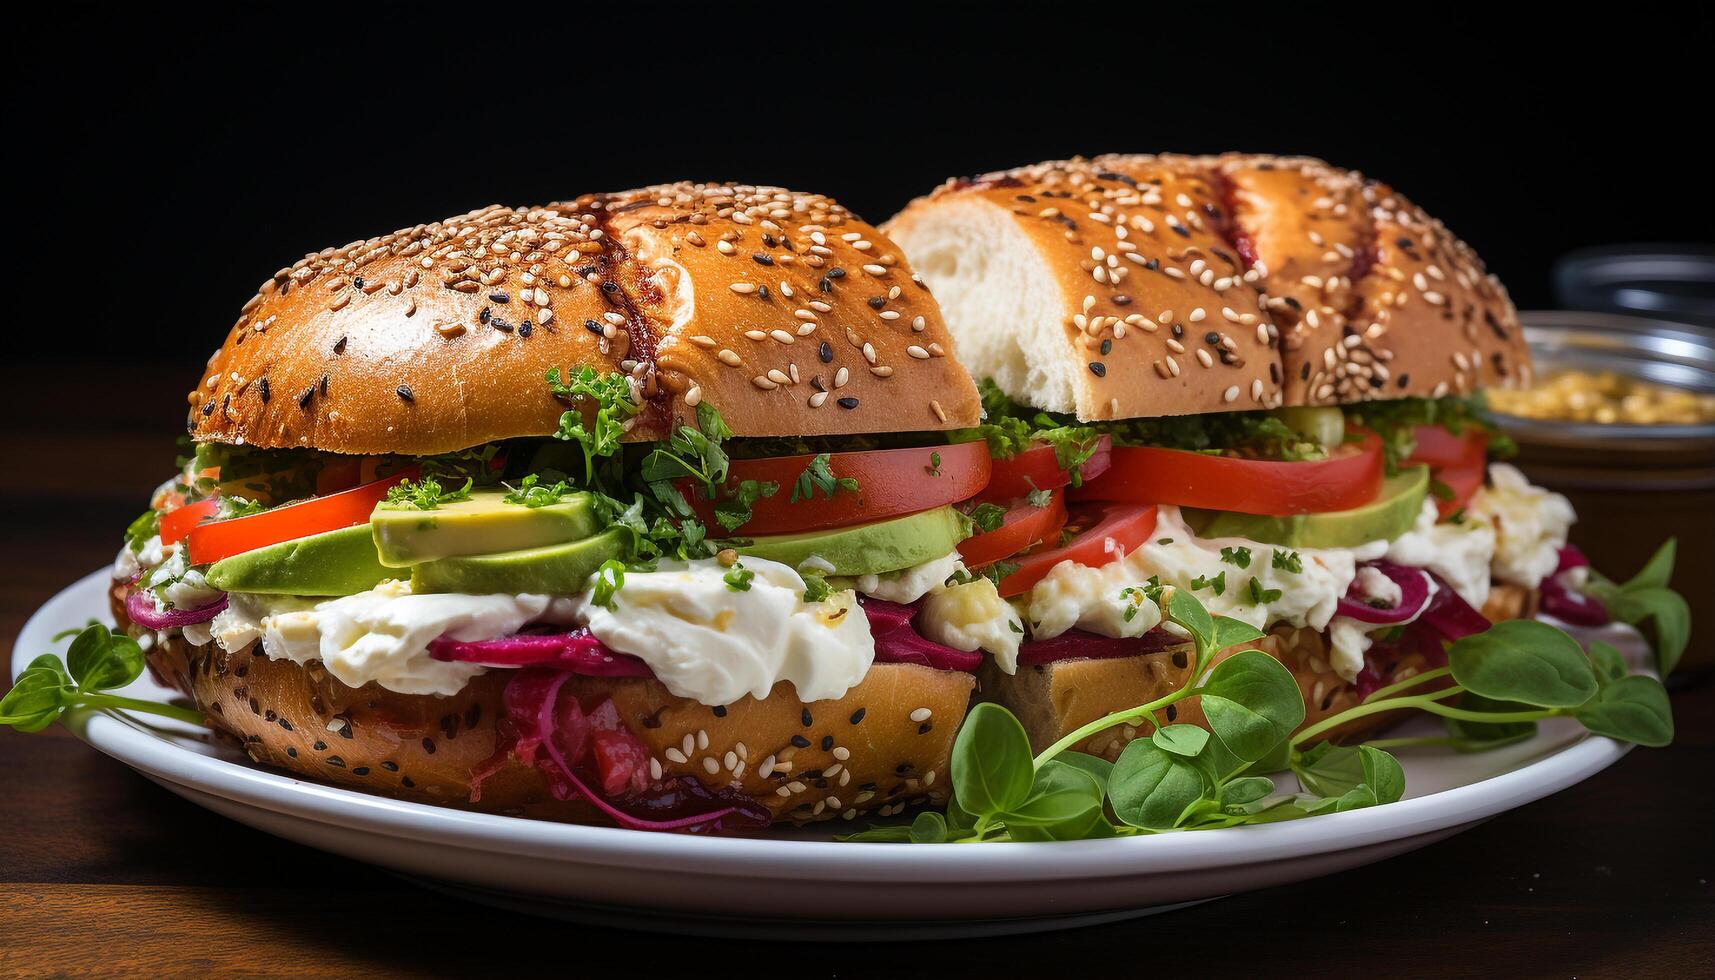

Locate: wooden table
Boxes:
[3,364,1711,977]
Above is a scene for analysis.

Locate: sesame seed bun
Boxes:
[886,153,1528,419]
[1190,154,1530,405]
[189,185,981,456]
[117,582,973,827]
[885,158,1282,420]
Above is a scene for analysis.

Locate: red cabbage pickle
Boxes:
[470,667,768,833]
[428,628,652,676]
[858,597,982,672]
[1541,544,1610,626]
[1336,561,1433,625]
[1351,570,1488,698]
[1415,570,1492,643]
[124,587,228,631]
[1016,628,1185,667]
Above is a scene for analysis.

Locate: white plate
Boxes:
[14,569,1647,939]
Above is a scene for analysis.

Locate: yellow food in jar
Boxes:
[1489,370,1715,424]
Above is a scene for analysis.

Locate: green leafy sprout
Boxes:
[2,623,204,733]
[847,577,1676,843]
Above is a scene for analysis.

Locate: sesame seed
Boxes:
[909,707,932,723]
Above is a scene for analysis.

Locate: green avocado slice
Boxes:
[410,528,630,595]
[206,524,395,596]
[732,506,971,577]
[371,489,598,567]
[1184,465,1429,549]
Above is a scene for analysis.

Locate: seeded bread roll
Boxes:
[116,582,973,826]
[887,153,1528,417]
[886,158,1282,421]
[189,185,980,456]
[1178,154,1530,405]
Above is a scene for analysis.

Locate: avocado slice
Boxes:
[1184,466,1429,548]
[206,524,395,596]
[371,489,599,567]
[410,528,629,595]
[733,506,971,577]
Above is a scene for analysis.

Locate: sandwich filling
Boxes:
[116,372,1010,705]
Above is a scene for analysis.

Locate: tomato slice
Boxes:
[995,502,1159,598]
[1407,426,1487,519]
[186,469,417,566]
[681,442,991,535]
[1431,459,1485,519]
[981,436,1113,502]
[159,498,221,546]
[1078,431,1384,516]
[1407,425,1487,469]
[957,492,1068,569]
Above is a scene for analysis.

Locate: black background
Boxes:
[9,4,1713,374]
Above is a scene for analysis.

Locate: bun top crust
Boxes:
[887,158,1282,420]
[1188,154,1530,405]
[189,186,980,456]
[586,183,981,438]
[888,153,1527,420]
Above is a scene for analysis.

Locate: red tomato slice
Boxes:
[1078,431,1384,516]
[186,469,417,566]
[1408,425,1487,469]
[316,457,364,495]
[1408,426,1487,519]
[996,502,1159,598]
[958,493,1068,569]
[1430,458,1485,520]
[159,498,221,546]
[682,442,991,535]
[981,436,1113,501]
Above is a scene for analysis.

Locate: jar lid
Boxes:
[1554,245,1715,327]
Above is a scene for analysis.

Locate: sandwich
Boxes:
[885,153,1619,758]
[106,183,1003,831]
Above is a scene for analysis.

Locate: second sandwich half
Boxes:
[885,153,1573,756]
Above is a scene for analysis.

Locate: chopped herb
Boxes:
[790,453,861,504]
[1220,546,1252,569]
[123,510,160,554]
[800,573,833,604]
[714,479,779,532]
[1428,478,1455,502]
[547,366,640,483]
[384,476,474,511]
[1190,570,1227,596]
[968,502,1008,533]
[591,559,626,609]
[1273,549,1303,574]
[927,451,943,476]
[723,562,756,592]
[1026,487,1053,508]
[1248,577,1283,604]
[503,474,575,507]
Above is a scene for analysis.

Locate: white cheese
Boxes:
[848,551,963,604]
[1025,506,1381,642]
[918,578,1025,673]
[576,557,874,705]
[1384,500,1496,609]
[1468,463,1575,588]
[215,580,579,697]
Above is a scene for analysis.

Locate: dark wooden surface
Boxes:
[2,364,1711,978]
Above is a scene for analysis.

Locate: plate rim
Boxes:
[15,567,1635,884]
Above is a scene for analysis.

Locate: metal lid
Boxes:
[1554,245,1715,327]
[1493,310,1715,480]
